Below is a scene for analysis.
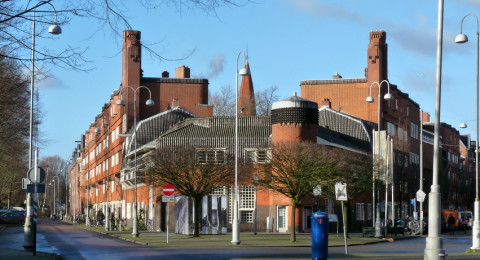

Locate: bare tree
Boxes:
[39,156,67,216]
[255,85,279,116]
[0,0,248,71]
[0,57,30,208]
[209,85,235,116]
[210,85,279,116]
[260,141,371,242]
[148,146,234,237]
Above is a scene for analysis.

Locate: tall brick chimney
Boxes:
[238,60,256,116]
[366,31,388,85]
[121,30,142,132]
[175,65,190,78]
[122,30,141,89]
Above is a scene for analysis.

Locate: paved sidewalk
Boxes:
[0,224,59,260]
[1,220,480,259]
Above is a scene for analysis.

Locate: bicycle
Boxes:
[147,219,154,231]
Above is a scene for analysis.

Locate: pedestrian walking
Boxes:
[447,213,456,235]
[110,214,116,230]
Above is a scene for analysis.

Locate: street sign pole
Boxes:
[32,147,39,256]
[335,182,348,255]
[166,202,169,244]
[162,184,175,244]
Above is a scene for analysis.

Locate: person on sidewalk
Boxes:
[447,213,456,235]
[110,214,116,231]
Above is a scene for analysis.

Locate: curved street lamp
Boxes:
[25,1,62,251]
[366,79,393,238]
[456,13,480,250]
[116,85,155,237]
[231,52,250,245]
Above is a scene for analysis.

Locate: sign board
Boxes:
[22,178,30,189]
[163,184,175,196]
[27,167,46,184]
[313,185,322,196]
[328,214,338,222]
[27,184,45,193]
[416,189,426,202]
[162,196,175,202]
[335,182,348,201]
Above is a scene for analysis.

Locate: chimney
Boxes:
[320,98,331,108]
[162,71,169,78]
[422,112,431,123]
[175,65,190,79]
[333,73,342,79]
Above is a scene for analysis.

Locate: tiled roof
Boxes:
[316,107,373,153]
[157,116,271,157]
[318,106,374,144]
[125,107,197,155]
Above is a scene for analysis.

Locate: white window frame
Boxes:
[245,148,272,164]
[196,149,226,164]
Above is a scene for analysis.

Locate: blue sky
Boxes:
[37,0,480,160]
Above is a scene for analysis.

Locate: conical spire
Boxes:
[238,59,256,116]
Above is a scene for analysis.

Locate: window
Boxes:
[196,149,226,164]
[356,203,365,220]
[228,186,256,223]
[210,186,227,196]
[245,149,272,164]
[122,114,127,134]
[387,122,396,136]
[410,123,419,140]
[241,211,253,223]
[410,152,420,165]
[367,203,372,220]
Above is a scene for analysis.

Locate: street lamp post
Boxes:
[425,0,446,259]
[50,176,58,218]
[231,52,250,245]
[253,175,259,235]
[65,165,70,220]
[456,13,480,251]
[116,85,155,237]
[366,79,393,238]
[24,1,62,251]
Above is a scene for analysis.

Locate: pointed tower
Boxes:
[238,59,256,116]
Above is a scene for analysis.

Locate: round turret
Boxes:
[271,93,318,143]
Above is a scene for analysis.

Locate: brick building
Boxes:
[68,30,213,226]
[67,29,474,235]
[300,30,473,219]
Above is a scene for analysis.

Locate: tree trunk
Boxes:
[192,197,202,237]
[290,199,297,242]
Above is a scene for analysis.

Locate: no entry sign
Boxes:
[163,184,175,196]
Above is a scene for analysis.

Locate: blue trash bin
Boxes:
[311,211,329,260]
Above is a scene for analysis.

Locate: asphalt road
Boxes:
[0,219,311,260]
[0,219,475,260]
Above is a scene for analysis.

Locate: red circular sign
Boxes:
[163,184,175,196]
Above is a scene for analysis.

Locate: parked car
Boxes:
[0,211,25,225]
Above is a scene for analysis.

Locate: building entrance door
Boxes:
[277,206,287,232]
[303,206,312,232]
